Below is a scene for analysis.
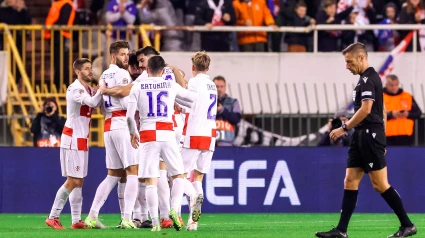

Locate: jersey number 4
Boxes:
[147,91,168,117]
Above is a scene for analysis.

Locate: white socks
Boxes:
[138,182,149,221]
[158,170,171,219]
[88,175,120,219]
[69,187,83,224]
[184,178,197,197]
[192,181,203,195]
[117,182,126,218]
[48,185,71,219]
[170,178,185,212]
[123,175,138,221]
[146,185,159,226]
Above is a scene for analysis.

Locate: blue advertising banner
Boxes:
[0,147,424,213]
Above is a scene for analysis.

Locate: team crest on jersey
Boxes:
[79,89,84,94]
[123,78,128,84]
[75,166,80,172]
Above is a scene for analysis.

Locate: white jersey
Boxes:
[128,77,190,142]
[100,64,132,132]
[61,80,99,151]
[134,66,176,83]
[183,73,217,151]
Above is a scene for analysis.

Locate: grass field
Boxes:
[0,213,423,238]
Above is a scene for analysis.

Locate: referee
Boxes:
[315,43,417,238]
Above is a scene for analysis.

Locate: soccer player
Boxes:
[101,46,187,228]
[126,55,199,232]
[128,52,142,81]
[84,41,139,229]
[45,58,102,230]
[315,42,417,238]
[181,51,218,231]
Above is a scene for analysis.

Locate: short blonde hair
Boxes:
[191,51,210,71]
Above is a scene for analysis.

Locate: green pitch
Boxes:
[0,213,424,238]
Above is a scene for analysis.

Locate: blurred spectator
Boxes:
[106,0,136,40]
[268,0,282,52]
[0,0,31,85]
[233,0,278,52]
[317,114,353,146]
[398,0,425,52]
[44,0,75,91]
[375,3,400,51]
[338,0,377,51]
[213,76,241,146]
[138,0,183,51]
[384,74,422,146]
[316,0,353,52]
[194,0,236,52]
[30,97,66,147]
[128,52,142,80]
[285,2,315,52]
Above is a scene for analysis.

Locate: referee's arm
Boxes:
[345,100,374,130]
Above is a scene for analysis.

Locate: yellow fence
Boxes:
[2,24,160,147]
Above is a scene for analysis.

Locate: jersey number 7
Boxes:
[147,91,168,117]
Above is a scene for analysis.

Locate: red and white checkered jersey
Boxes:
[100,64,132,132]
[129,77,187,142]
[182,73,217,151]
[134,66,175,83]
[61,80,96,151]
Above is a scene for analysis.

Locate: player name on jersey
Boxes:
[139,82,171,90]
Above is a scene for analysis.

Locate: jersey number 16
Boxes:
[147,91,168,117]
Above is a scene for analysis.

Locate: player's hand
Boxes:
[174,103,182,113]
[130,133,139,149]
[93,85,99,94]
[99,84,107,95]
[329,127,347,141]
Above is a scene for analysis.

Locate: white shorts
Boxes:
[60,148,88,178]
[104,129,137,169]
[138,141,184,178]
[181,148,214,174]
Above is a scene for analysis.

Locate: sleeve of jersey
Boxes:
[73,88,102,107]
[360,80,375,101]
[187,79,198,93]
[175,84,196,108]
[126,89,138,134]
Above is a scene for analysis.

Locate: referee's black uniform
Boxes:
[348,67,386,172]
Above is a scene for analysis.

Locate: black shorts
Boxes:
[347,127,386,173]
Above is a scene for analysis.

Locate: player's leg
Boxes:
[369,168,416,237]
[137,178,152,228]
[85,133,122,228]
[139,141,161,231]
[117,176,126,220]
[46,148,86,230]
[69,150,89,229]
[181,148,202,230]
[161,141,189,231]
[316,131,364,237]
[158,160,172,228]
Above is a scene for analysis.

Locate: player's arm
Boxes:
[345,100,373,129]
[168,65,186,87]
[100,84,133,97]
[126,89,139,148]
[175,83,196,108]
[73,88,102,108]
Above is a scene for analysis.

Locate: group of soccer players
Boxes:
[45,40,217,232]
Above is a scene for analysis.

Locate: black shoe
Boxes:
[387,226,417,237]
[315,227,348,238]
[140,220,153,228]
[132,219,142,228]
[115,218,123,228]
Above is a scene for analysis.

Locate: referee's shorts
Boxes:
[347,126,386,173]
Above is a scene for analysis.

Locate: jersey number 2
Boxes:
[147,91,168,117]
[207,94,217,120]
